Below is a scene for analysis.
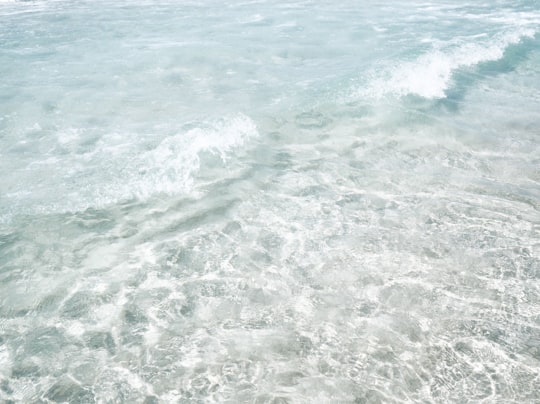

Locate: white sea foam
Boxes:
[129,113,258,198]
[357,28,536,99]
[85,113,257,209]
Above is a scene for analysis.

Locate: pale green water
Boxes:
[0,0,539,402]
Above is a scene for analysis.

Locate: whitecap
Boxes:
[1,114,258,217]
[355,28,536,100]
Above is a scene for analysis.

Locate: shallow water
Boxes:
[1,0,539,402]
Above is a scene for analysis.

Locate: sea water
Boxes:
[0,0,539,402]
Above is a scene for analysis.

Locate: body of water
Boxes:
[1,0,539,402]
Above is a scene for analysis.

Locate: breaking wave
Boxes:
[1,114,258,218]
[356,28,536,99]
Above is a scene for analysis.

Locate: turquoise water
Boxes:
[1,0,539,402]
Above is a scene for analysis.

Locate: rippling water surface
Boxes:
[1,0,539,402]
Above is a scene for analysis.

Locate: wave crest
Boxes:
[1,114,258,219]
[356,28,536,100]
